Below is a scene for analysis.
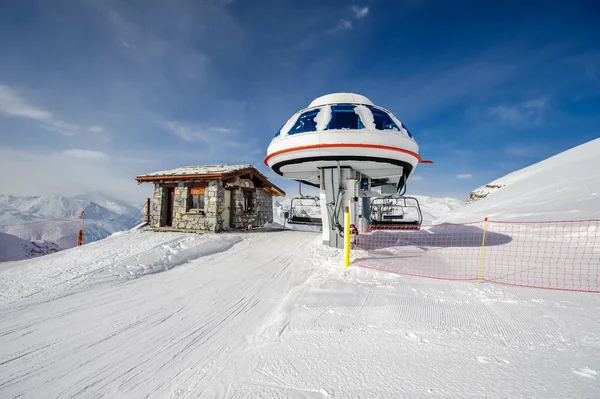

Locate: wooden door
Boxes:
[223,190,231,228]
[166,188,175,226]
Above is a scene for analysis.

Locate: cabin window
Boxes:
[327,104,364,130]
[243,189,255,212]
[366,105,400,131]
[288,109,320,135]
[188,186,206,212]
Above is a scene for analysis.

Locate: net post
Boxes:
[344,206,351,267]
[145,198,151,223]
[477,217,488,283]
[80,211,85,246]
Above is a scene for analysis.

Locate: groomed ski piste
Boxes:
[1,140,600,398]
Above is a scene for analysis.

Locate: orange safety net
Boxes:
[352,219,600,293]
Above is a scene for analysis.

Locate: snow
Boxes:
[354,104,376,130]
[1,228,598,397]
[0,230,320,397]
[313,104,332,131]
[0,230,242,304]
[308,93,375,107]
[443,138,600,222]
[0,140,599,397]
[137,164,254,178]
[276,113,301,139]
[410,194,463,223]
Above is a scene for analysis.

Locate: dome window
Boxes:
[327,104,364,130]
[288,109,320,135]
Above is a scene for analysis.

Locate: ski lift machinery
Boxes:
[265,93,432,249]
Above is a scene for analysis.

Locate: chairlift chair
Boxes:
[368,196,423,231]
[285,182,323,226]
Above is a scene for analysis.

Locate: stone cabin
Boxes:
[135,164,285,232]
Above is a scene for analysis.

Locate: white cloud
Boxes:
[457,174,472,179]
[40,120,81,136]
[335,19,353,31]
[162,120,261,156]
[61,149,110,161]
[0,85,52,120]
[164,121,235,143]
[121,41,137,50]
[0,148,151,204]
[0,84,106,136]
[487,98,548,126]
[87,125,107,133]
[409,175,423,181]
[505,143,555,158]
[352,6,369,19]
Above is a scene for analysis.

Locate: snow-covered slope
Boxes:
[0,193,142,256]
[444,138,600,222]
[0,229,598,397]
[0,232,61,262]
[410,194,463,223]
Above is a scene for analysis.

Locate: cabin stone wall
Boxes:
[229,177,274,229]
[256,189,273,226]
[150,176,276,232]
[170,180,224,233]
[150,184,167,228]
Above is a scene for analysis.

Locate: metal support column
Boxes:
[321,167,345,248]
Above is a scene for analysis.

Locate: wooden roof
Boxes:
[136,164,285,197]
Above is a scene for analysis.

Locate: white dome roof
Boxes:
[308,93,374,108]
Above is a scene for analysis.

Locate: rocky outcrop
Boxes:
[467,183,505,204]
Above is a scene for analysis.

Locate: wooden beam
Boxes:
[136,173,223,183]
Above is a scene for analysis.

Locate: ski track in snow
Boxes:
[0,230,321,398]
[0,230,599,398]
[206,264,600,398]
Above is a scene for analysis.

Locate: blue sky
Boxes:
[0,0,598,203]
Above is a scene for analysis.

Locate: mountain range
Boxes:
[0,192,142,261]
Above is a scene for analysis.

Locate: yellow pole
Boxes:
[477,217,488,283]
[344,206,351,267]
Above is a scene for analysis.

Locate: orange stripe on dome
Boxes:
[264,143,427,165]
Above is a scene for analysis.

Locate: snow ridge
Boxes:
[444,138,600,222]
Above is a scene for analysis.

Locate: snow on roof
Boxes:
[136,164,286,196]
[308,93,374,108]
[137,164,255,178]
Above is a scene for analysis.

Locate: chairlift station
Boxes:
[265,93,431,248]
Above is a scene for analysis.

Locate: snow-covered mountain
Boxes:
[0,232,61,262]
[0,194,129,224]
[444,138,600,222]
[72,191,140,216]
[0,193,142,261]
